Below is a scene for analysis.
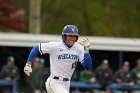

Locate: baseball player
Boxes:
[24,25,92,93]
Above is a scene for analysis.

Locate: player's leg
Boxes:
[46,84,69,93]
[45,78,69,93]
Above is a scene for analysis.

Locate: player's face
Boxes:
[102,64,109,70]
[7,61,14,67]
[65,35,77,46]
[123,65,129,72]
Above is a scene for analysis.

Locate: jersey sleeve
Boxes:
[78,45,84,63]
[39,42,56,54]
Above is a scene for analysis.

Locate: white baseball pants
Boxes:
[45,76,70,93]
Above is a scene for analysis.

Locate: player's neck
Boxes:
[63,41,72,48]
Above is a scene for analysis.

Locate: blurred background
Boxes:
[0,0,139,37]
[0,0,140,93]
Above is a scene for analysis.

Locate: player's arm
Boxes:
[24,44,39,76]
[27,44,39,63]
[81,37,92,70]
[82,52,92,70]
[24,42,55,76]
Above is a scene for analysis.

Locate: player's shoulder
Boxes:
[48,41,60,44]
[39,41,61,50]
[43,41,61,46]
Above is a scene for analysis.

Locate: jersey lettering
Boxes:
[58,54,79,60]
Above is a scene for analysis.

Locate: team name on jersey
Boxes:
[58,54,79,60]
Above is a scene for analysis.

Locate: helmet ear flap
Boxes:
[62,34,66,42]
[76,36,78,42]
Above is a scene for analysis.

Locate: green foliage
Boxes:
[10,0,140,37]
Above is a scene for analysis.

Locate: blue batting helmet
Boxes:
[62,25,79,41]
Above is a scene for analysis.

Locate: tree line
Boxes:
[1,0,140,38]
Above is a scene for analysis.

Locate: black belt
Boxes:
[53,76,69,81]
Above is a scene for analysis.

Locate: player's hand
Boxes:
[24,63,32,76]
[82,37,91,53]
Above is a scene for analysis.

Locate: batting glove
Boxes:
[24,63,32,76]
[82,37,91,53]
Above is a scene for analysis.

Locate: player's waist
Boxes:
[50,74,70,81]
